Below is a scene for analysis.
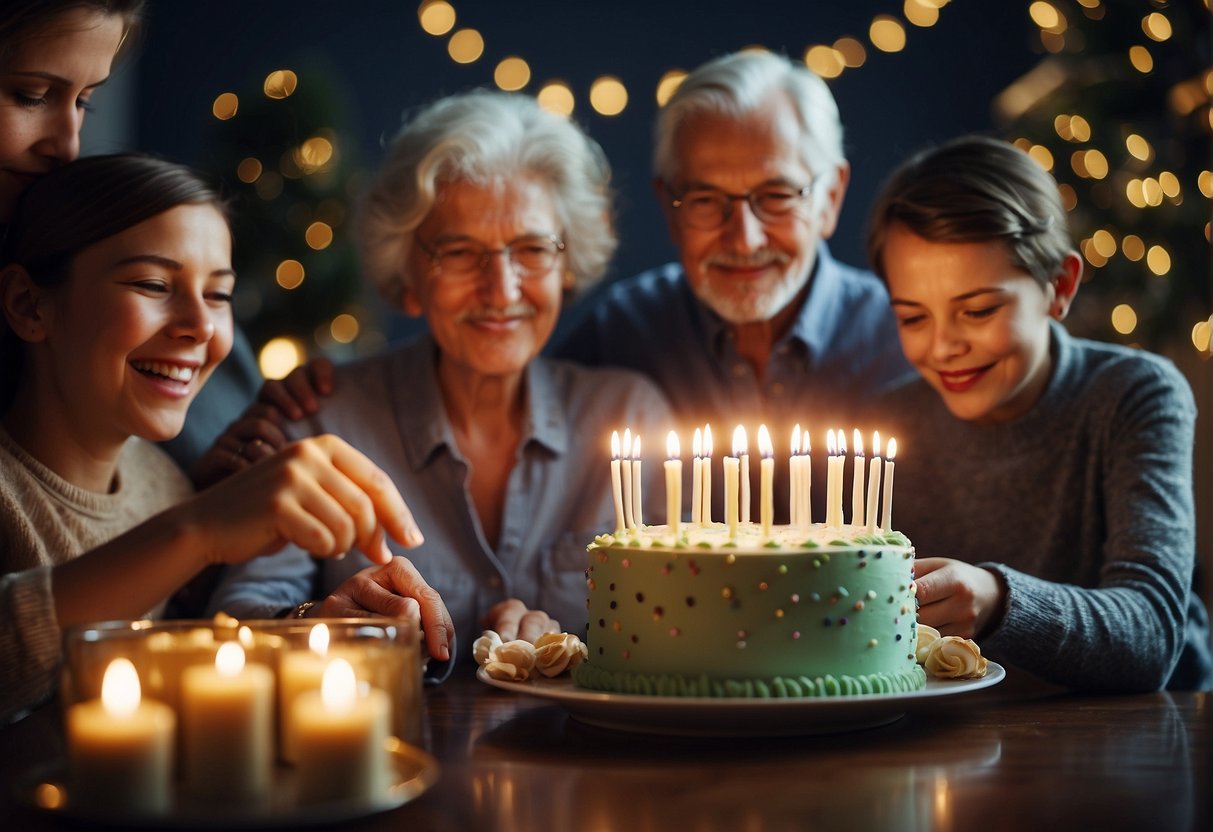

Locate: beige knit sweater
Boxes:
[0,425,192,722]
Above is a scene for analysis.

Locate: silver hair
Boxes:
[653,51,846,205]
[359,90,616,305]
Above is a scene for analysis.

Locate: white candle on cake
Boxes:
[866,432,883,533]
[67,658,174,817]
[621,428,634,530]
[702,424,713,525]
[758,424,774,539]
[691,428,703,526]
[790,424,802,529]
[180,642,274,802]
[631,435,643,527]
[292,658,390,805]
[665,431,681,539]
[723,449,739,541]
[881,438,898,532]
[801,429,812,527]
[825,430,841,528]
[738,426,751,525]
[610,431,625,533]
[851,428,866,528]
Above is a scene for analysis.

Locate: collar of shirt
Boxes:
[392,335,568,472]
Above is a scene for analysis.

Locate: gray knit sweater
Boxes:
[878,322,1211,692]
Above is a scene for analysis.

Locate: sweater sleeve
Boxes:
[981,359,1197,692]
[0,567,62,722]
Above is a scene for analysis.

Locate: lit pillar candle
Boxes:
[610,431,625,534]
[702,424,713,525]
[881,438,898,532]
[631,435,643,528]
[866,432,883,533]
[825,430,840,528]
[801,429,812,527]
[851,429,866,528]
[621,429,634,530]
[723,446,739,541]
[665,431,681,539]
[292,658,391,804]
[758,424,774,539]
[278,623,330,763]
[738,426,751,525]
[67,658,174,817]
[790,424,801,529]
[180,642,274,802]
[691,428,703,526]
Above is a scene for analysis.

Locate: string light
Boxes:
[1145,245,1171,276]
[1128,45,1153,74]
[537,81,575,116]
[305,222,333,250]
[1125,133,1151,161]
[1121,235,1145,261]
[655,70,687,106]
[330,313,360,344]
[869,16,907,52]
[833,37,867,68]
[236,157,262,183]
[211,92,238,120]
[418,1,455,36]
[275,260,305,290]
[1111,304,1137,335]
[903,0,940,28]
[494,56,530,91]
[589,76,628,116]
[448,28,484,63]
[804,45,845,79]
[263,70,297,99]
[1141,12,1171,42]
[1192,318,1212,353]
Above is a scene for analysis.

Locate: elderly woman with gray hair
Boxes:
[206,90,672,663]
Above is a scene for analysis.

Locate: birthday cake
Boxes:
[573,522,925,698]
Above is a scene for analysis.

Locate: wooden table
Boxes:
[2,669,1207,831]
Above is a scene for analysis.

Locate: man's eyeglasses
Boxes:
[416,234,566,280]
[669,183,814,230]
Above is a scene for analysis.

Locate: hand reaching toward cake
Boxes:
[912,557,1006,639]
[481,598,560,643]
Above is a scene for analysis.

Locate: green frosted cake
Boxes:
[574,522,925,698]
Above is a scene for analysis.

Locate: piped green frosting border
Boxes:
[573,662,926,698]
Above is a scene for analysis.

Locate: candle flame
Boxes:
[853,428,863,456]
[827,429,836,455]
[791,424,801,456]
[837,428,847,455]
[803,429,811,455]
[308,623,330,656]
[238,625,254,648]
[703,424,713,457]
[216,641,246,677]
[732,425,747,457]
[667,430,680,460]
[321,657,357,712]
[887,437,898,461]
[633,435,641,459]
[611,430,620,460]
[692,427,702,458]
[100,658,141,718]
[757,424,773,458]
[622,428,632,460]
[872,430,881,458]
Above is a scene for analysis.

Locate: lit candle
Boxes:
[866,432,883,533]
[882,438,898,532]
[790,424,802,529]
[851,429,866,528]
[67,658,174,817]
[691,427,703,526]
[665,431,681,539]
[758,424,774,539]
[738,426,751,525]
[621,429,634,530]
[801,429,812,527]
[278,623,330,763]
[825,430,842,529]
[631,435,643,528]
[702,424,713,525]
[180,642,274,802]
[610,431,625,533]
[724,436,740,541]
[292,658,391,804]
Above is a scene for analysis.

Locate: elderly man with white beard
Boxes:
[557,50,911,521]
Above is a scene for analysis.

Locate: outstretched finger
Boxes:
[322,437,423,547]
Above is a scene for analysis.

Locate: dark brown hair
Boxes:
[867,135,1074,288]
[0,1,144,65]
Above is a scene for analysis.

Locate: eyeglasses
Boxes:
[669,182,814,230]
[416,234,566,281]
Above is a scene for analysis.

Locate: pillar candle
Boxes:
[723,454,739,541]
[801,430,812,528]
[851,428,866,528]
[665,431,681,539]
[789,425,801,529]
[67,658,174,817]
[738,427,751,525]
[882,438,898,532]
[631,435,643,528]
[866,432,883,533]
[180,642,274,802]
[691,428,703,526]
[621,429,634,530]
[610,431,625,533]
[758,424,774,539]
[702,424,713,525]
[278,623,331,763]
[825,430,842,529]
[292,658,391,805]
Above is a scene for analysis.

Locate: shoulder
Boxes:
[538,358,674,424]
[1062,334,1194,415]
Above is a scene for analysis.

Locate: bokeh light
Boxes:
[305,221,333,250]
[1110,304,1137,335]
[211,92,238,120]
[655,70,687,106]
[1125,133,1151,161]
[494,56,531,91]
[259,337,306,380]
[418,1,456,36]
[1142,12,1172,42]
[804,45,845,79]
[537,81,575,116]
[904,0,940,28]
[276,259,305,290]
[1121,234,1145,261]
[263,70,298,99]
[236,157,262,184]
[1146,245,1170,276]
[330,313,360,344]
[833,37,867,68]
[448,28,484,63]
[589,76,628,116]
[1128,45,1153,74]
[869,16,906,53]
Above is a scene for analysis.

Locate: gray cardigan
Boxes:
[879,322,1211,691]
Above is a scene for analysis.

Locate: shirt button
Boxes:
[732,363,747,378]
[770,382,785,397]
[487,576,502,589]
